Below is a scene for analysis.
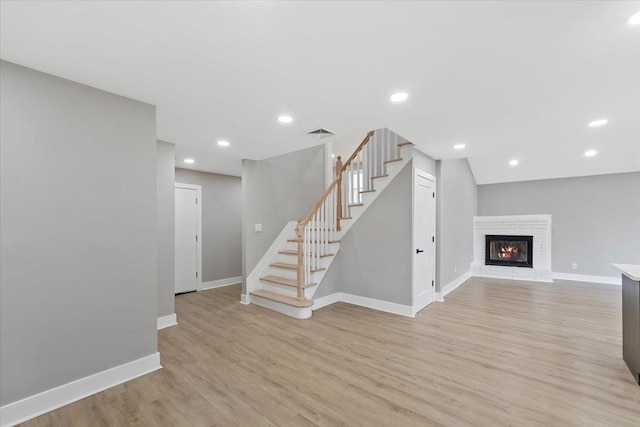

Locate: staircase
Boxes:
[245,128,414,319]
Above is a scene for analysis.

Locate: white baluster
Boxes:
[313,213,317,271]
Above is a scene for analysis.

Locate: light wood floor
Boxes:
[21,278,640,426]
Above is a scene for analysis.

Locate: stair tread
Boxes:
[360,189,376,193]
[279,250,334,257]
[348,203,363,207]
[260,274,316,288]
[251,289,314,307]
[371,174,389,179]
[398,142,413,147]
[384,158,403,164]
[269,262,326,273]
[287,239,341,243]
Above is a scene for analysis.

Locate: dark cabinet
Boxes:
[622,273,640,385]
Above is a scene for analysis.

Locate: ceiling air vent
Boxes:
[306,127,335,140]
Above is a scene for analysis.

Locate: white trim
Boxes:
[312,292,342,310]
[174,183,203,292]
[440,271,472,299]
[412,167,437,312]
[201,276,243,290]
[312,292,414,318]
[240,293,250,305]
[411,292,435,316]
[157,313,177,330]
[552,272,621,285]
[0,353,161,427]
[435,292,444,302]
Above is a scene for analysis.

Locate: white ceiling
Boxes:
[1,1,639,183]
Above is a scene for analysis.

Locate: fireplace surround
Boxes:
[485,235,533,268]
[472,215,552,282]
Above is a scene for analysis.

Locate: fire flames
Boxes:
[498,245,519,259]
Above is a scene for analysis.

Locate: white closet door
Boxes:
[175,187,198,293]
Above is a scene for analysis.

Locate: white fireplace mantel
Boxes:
[471,215,553,282]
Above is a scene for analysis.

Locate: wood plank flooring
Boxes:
[20,278,640,426]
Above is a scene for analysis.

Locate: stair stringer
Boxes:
[244,220,298,297]
[334,152,413,240]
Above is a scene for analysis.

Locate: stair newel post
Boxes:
[335,156,343,232]
[295,220,305,301]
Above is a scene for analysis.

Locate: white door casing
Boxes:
[412,168,436,314]
[174,184,202,293]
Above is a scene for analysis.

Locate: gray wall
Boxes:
[315,162,414,304]
[411,147,437,176]
[174,168,242,283]
[242,145,326,293]
[435,158,478,290]
[157,141,175,318]
[478,172,640,277]
[0,61,157,405]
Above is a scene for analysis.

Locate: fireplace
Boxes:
[485,235,533,268]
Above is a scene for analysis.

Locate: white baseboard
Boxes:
[440,271,472,299]
[552,272,621,285]
[0,352,161,427]
[157,313,177,330]
[312,293,342,310]
[200,276,243,291]
[411,292,436,317]
[312,292,414,318]
[240,293,250,305]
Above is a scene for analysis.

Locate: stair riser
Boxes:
[265,268,325,281]
[250,294,312,319]
[260,282,315,299]
[283,241,340,252]
[273,253,334,266]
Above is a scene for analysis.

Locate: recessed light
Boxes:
[588,119,608,127]
[278,115,293,123]
[217,140,230,147]
[184,158,195,164]
[453,144,466,150]
[627,11,640,26]
[390,92,408,103]
[585,150,598,157]
[509,160,519,166]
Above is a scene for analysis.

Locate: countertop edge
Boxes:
[612,263,640,281]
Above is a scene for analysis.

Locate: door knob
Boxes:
[416,249,424,254]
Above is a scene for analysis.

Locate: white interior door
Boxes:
[413,169,436,312]
[175,187,198,293]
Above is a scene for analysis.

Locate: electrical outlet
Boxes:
[571,263,577,270]
[454,266,457,273]
[255,224,262,232]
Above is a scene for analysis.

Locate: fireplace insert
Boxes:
[485,235,533,268]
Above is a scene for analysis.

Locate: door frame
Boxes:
[175,183,203,292]
[411,168,436,315]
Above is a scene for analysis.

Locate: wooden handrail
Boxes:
[300,179,340,227]
[340,130,375,172]
[296,129,377,300]
[300,130,375,227]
